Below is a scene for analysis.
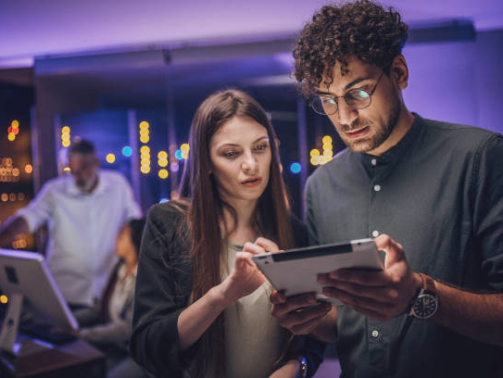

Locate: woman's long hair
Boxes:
[179,89,295,377]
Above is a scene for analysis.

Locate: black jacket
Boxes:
[130,202,325,377]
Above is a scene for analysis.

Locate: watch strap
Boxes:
[408,273,438,319]
[297,355,308,378]
[419,273,436,294]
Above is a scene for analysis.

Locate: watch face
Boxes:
[413,293,437,318]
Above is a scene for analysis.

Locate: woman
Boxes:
[75,218,148,378]
[131,89,326,377]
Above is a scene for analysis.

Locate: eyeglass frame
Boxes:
[310,72,385,116]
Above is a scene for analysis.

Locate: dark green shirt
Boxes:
[306,114,503,378]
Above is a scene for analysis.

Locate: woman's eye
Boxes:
[254,143,269,152]
[223,151,238,158]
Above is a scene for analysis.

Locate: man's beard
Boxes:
[76,175,98,193]
[341,102,401,153]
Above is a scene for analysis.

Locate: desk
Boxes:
[0,337,106,378]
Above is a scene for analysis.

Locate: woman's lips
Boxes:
[242,177,262,187]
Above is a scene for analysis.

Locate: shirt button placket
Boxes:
[371,175,381,238]
[368,322,386,373]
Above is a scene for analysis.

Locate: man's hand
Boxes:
[250,237,335,340]
[318,234,422,322]
[270,290,333,337]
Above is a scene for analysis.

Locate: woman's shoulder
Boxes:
[147,199,190,227]
[143,200,192,262]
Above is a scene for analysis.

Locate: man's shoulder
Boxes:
[99,170,135,192]
[99,169,128,182]
[306,148,353,187]
[422,118,500,146]
[40,174,71,192]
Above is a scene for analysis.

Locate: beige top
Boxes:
[221,241,284,378]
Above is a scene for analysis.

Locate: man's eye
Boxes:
[321,96,336,105]
[347,89,370,101]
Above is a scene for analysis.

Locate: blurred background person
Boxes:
[0,139,142,308]
[75,217,148,378]
[131,89,326,378]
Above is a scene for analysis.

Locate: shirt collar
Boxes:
[65,170,107,197]
[117,262,138,281]
[357,112,423,166]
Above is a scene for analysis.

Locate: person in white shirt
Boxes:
[0,139,142,307]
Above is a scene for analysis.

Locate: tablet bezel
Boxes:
[252,238,383,305]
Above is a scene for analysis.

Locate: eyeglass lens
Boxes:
[312,72,383,115]
[313,89,371,115]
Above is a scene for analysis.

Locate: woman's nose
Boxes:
[241,154,257,173]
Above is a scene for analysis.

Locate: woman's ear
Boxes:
[275,138,281,148]
[390,54,409,90]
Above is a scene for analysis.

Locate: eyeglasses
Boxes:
[310,72,384,116]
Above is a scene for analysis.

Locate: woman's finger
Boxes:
[254,237,279,252]
[243,242,265,255]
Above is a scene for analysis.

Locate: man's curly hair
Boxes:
[293,0,408,96]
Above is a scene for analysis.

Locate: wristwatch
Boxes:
[409,273,438,319]
[297,355,308,378]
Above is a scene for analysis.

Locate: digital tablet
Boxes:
[252,238,383,306]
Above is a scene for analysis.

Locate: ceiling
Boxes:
[1,0,502,69]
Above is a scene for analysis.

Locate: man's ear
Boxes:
[390,54,409,90]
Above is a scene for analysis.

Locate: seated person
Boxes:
[74,218,147,378]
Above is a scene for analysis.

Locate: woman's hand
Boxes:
[219,249,266,304]
[218,237,279,304]
[269,359,300,378]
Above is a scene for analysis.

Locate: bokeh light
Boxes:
[290,162,301,174]
[122,146,132,157]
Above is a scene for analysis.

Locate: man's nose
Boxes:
[336,99,358,126]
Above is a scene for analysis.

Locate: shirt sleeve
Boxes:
[73,302,102,328]
[16,181,55,232]
[300,336,327,378]
[78,317,132,351]
[473,134,503,290]
[305,176,320,246]
[119,175,142,220]
[130,203,194,376]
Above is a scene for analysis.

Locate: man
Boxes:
[0,139,142,307]
[270,1,503,377]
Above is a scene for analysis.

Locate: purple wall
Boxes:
[404,29,503,134]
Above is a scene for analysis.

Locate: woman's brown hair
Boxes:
[179,89,295,377]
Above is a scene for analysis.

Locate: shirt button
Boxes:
[374,184,381,192]
[372,230,379,237]
[371,330,379,338]
[371,159,377,166]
